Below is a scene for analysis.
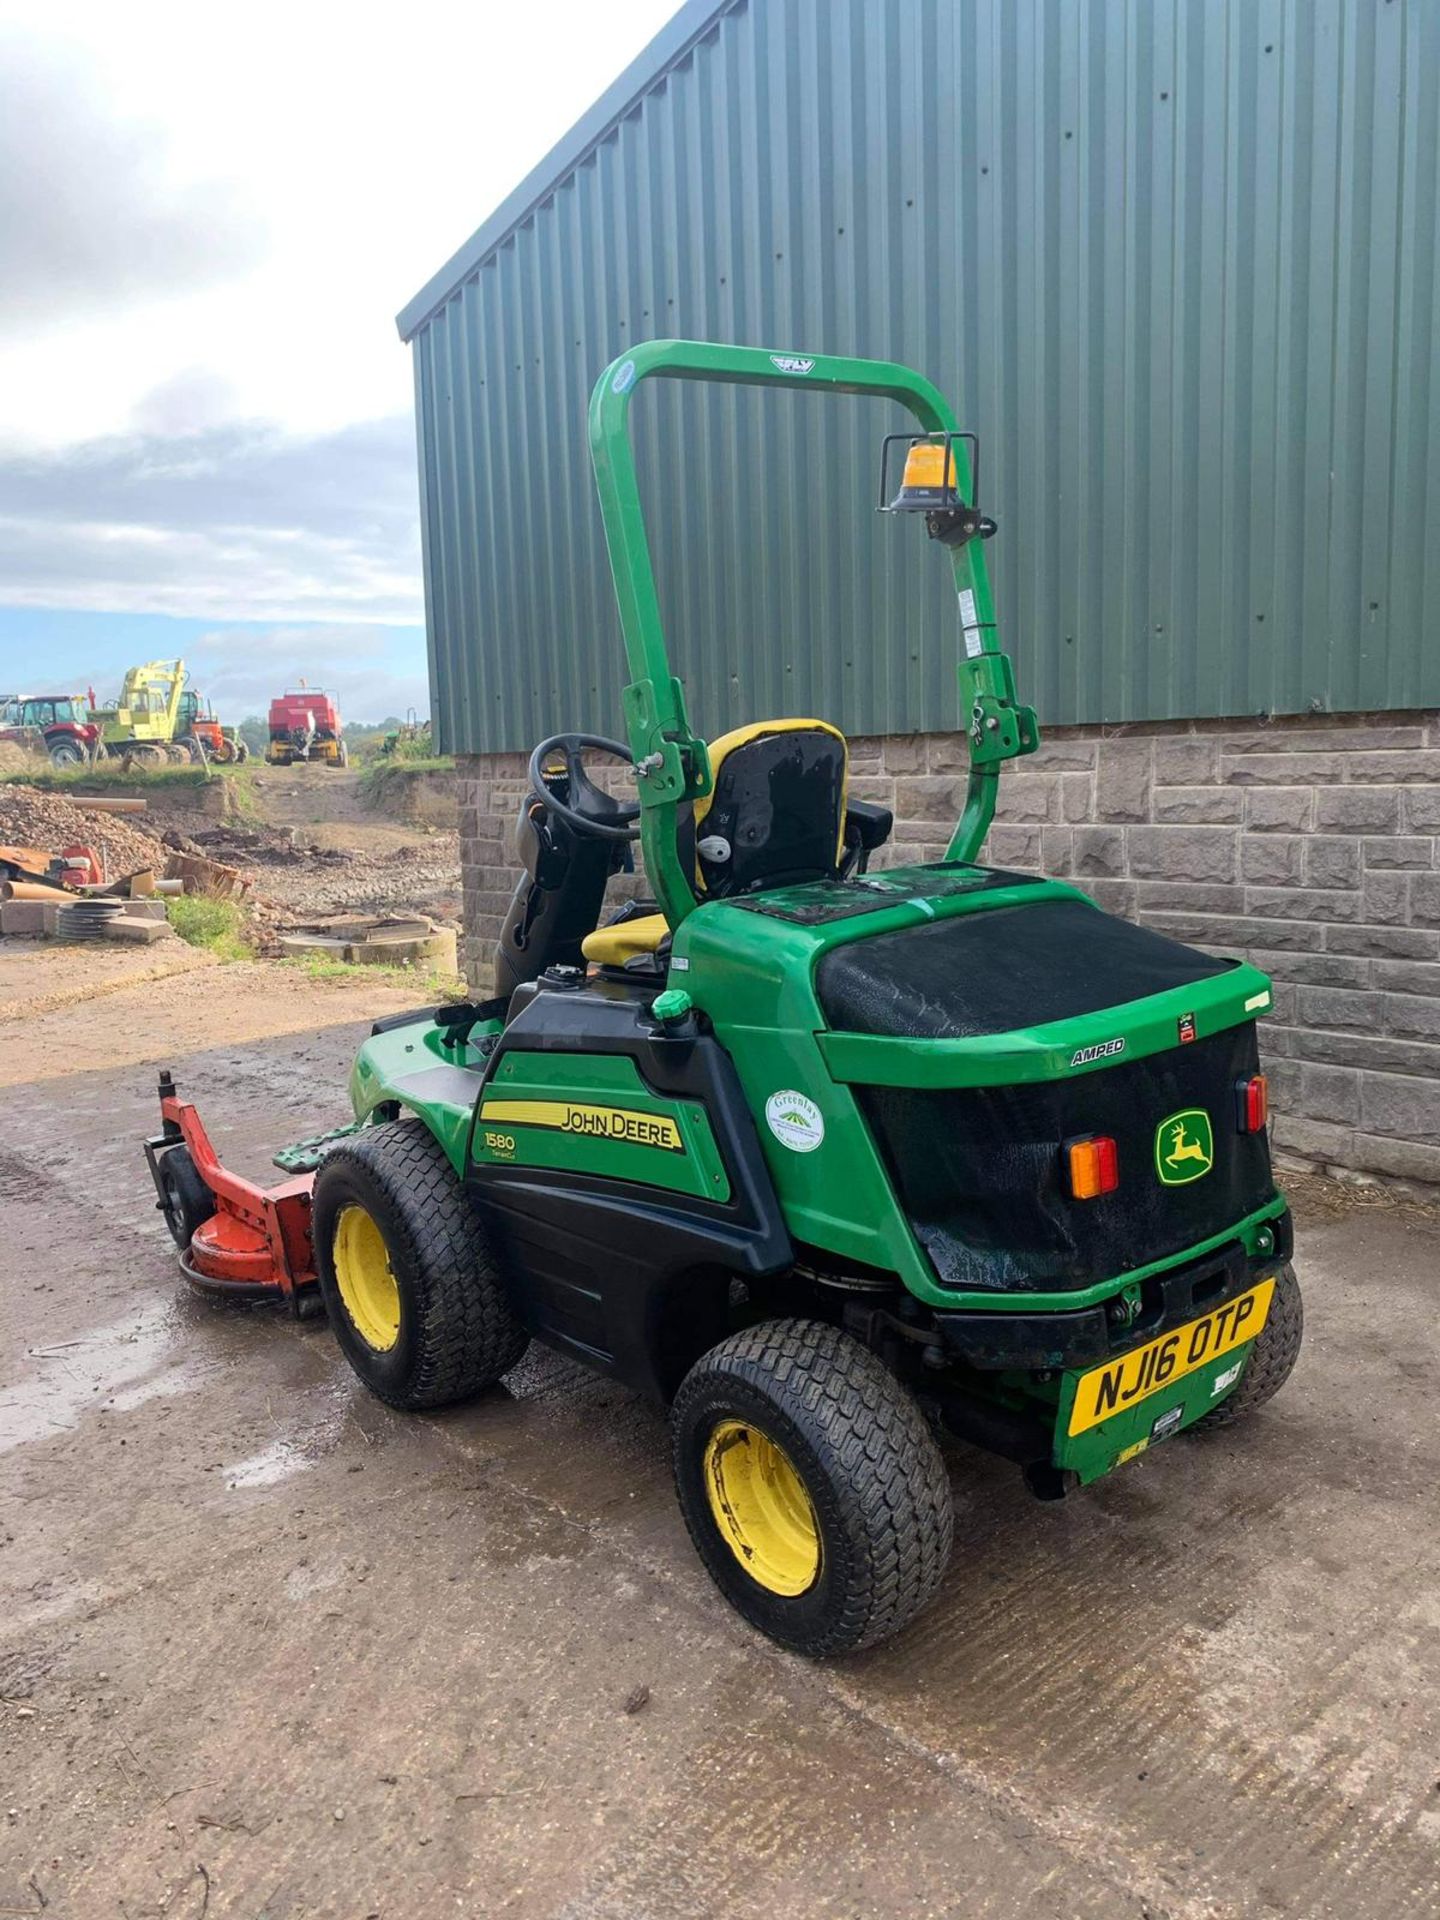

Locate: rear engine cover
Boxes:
[858,1024,1274,1292]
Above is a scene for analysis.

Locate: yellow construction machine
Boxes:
[90,661,192,765]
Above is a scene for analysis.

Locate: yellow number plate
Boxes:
[1067,1278,1274,1436]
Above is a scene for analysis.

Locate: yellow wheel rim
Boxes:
[332,1205,401,1352]
[703,1419,821,1596]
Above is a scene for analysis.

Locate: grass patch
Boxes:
[219,764,262,821]
[280,953,468,1000]
[2,760,213,792]
[0,758,263,824]
[166,894,253,962]
[358,756,455,808]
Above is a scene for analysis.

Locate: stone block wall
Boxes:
[457,707,1440,1188]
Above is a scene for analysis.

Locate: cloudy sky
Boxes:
[0,0,680,721]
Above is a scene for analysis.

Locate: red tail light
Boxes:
[1235,1074,1268,1133]
[1066,1134,1119,1200]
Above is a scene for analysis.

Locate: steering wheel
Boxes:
[528,732,641,842]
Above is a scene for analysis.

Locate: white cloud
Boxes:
[0,413,422,623]
[0,0,683,447]
[0,0,683,671]
[0,28,265,338]
[184,627,427,723]
[192,624,388,664]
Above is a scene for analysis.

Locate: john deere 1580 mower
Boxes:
[145,341,1301,1656]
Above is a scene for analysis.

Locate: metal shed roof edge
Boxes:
[395,0,742,343]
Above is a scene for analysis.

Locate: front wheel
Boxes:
[313,1120,528,1410]
[156,1145,215,1249]
[1190,1261,1303,1431]
[671,1319,954,1656]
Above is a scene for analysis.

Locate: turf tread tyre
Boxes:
[314,1119,527,1410]
[157,1145,215,1249]
[671,1318,953,1656]
[1191,1261,1303,1431]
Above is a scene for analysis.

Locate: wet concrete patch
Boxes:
[2,971,1439,1918]
[0,1298,217,1456]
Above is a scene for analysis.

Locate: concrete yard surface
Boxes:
[1,964,1438,1919]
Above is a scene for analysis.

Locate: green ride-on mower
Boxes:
[144,341,1301,1656]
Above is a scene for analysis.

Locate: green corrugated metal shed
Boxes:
[400,0,1440,759]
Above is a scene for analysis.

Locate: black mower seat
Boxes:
[816,895,1234,1038]
[580,717,849,967]
[691,717,848,897]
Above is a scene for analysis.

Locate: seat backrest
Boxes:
[691,719,848,898]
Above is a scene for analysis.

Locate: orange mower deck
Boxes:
[144,1071,323,1310]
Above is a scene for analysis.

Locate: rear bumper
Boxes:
[929,1214,1291,1487]
[933,1206,1291,1372]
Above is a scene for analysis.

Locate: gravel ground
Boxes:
[0,771,464,952]
[192,767,463,942]
[174,817,463,946]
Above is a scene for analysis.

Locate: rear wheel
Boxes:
[48,737,84,767]
[1190,1262,1303,1431]
[671,1319,954,1656]
[313,1120,528,1409]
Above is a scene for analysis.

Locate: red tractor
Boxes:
[265,688,346,767]
[176,689,248,764]
[0,693,102,766]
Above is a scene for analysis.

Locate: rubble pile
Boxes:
[0,783,463,956]
[0,784,168,877]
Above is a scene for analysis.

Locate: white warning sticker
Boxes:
[958,586,983,657]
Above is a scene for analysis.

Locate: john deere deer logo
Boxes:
[1155,1108,1214,1185]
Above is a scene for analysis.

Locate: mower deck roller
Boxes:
[141,341,1303,1656]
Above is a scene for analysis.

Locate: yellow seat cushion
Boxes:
[580,911,670,967]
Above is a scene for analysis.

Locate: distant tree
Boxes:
[344,723,394,762]
[237,715,268,754]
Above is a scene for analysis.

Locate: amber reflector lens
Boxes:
[1067,1135,1119,1200]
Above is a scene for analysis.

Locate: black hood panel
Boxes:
[817,895,1234,1039]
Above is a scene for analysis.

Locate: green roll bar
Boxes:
[587,339,1038,928]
